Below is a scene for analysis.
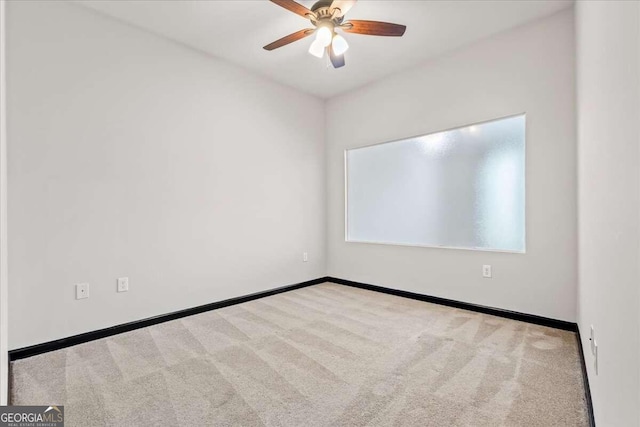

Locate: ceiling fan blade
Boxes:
[328,44,345,68]
[330,0,357,17]
[263,29,314,51]
[342,20,406,37]
[269,0,314,19]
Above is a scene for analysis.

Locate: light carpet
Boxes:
[11,283,588,426]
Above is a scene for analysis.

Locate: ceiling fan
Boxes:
[263,0,406,69]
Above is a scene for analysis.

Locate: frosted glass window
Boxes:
[346,114,525,253]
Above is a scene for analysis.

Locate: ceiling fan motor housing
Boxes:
[310,0,344,26]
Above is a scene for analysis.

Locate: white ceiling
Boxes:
[74,0,573,98]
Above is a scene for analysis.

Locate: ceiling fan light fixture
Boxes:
[332,34,349,56]
[264,0,406,69]
[315,25,333,47]
[308,39,325,58]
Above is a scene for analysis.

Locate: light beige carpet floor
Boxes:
[11,283,588,426]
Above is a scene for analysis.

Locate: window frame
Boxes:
[343,113,527,254]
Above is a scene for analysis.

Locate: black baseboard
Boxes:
[326,277,577,332]
[575,327,596,426]
[9,275,578,361]
[8,277,329,361]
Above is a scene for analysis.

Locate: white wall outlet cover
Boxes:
[482,265,492,278]
[303,252,308,262]
[117,277,129,293]
[75,283,89,300]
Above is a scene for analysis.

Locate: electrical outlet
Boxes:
[482,265,492,278]
[303,252,308,262]
[117,277,129,293]
[76,283,89,300]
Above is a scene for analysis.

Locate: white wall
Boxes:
[576,1,640,425]
[0,0,8,406]
[6,1,325,349]
[326,10,577,321]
